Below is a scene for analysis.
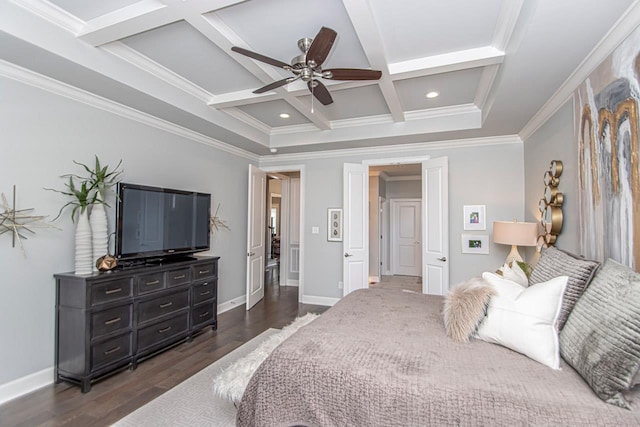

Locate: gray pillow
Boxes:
[530,246,600,330]
[560,259,640,409]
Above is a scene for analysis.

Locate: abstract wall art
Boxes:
[575,26,640,270]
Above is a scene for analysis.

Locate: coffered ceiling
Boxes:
[0,0,635,156]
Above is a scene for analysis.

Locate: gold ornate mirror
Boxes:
[537,160,564,251]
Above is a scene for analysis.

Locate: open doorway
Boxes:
[368,164,422,293]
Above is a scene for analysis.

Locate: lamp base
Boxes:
[504,245,524,264]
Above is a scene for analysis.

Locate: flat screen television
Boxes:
[115,182,211,262]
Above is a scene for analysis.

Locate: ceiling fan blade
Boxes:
[253,77,298,94]
[323,68,382,81]
[306,27,337,68]
[231,46,290,69]
[308,80,333,105]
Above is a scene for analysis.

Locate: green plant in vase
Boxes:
[46,176,97,223]
[47,155,123,274]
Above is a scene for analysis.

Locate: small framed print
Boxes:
[327,208,343,242]
[461,234,489,254]
[463,205,486,230]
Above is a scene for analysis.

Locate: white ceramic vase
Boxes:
[75,209,93,275]
[90,203,109,272]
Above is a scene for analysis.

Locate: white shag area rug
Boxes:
[213,312,318,403]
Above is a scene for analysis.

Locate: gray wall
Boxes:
[385,179,422,199]
[0,76,252,387]
[261,142,525,299]
[523,100,579,261]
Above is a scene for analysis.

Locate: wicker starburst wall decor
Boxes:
[209,203,230,233]
[0,185,58,256]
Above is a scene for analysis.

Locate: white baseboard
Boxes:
[283,279,299,287]
[218,294,246,314]
[301,295,340,306]
[0,367,54,405]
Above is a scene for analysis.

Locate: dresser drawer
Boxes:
[166,268,191,288]
[192,261,217,280]
[137,290,189,324]
[91,333,132,370]
[91,304,132,339]
[192,279,217,305]
[191,303,215,328]
[136,272,165,295]
[91,278,133,306]
[137,312,189,352]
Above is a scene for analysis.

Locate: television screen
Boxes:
[116,183,211,261]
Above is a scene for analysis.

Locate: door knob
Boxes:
[437,257,447,262]
[344,253,353,258]
[247,251,255,257]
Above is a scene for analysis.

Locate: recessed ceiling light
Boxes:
[279,113,290,119]
[270,148,278,153]
[425,91,439,99]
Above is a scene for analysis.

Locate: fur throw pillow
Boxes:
[443,277,495,343]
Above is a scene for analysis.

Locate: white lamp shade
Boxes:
[493,221,538,246]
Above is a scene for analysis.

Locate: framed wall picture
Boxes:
[461,234,489,254]
[328,208,343,242]
[463,205,486,230]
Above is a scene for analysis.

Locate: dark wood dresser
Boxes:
[54,256,219,392]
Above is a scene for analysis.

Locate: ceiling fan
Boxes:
[231,26,382,106]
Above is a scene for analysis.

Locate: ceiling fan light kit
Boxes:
[231,26,382,106]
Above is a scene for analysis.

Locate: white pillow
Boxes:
[476,272,568,369]
[496,261,528,287]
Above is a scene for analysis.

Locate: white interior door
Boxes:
[343,163,369,296]
[246,165,266,310]
[391,199,421,276]
[422,157,449,295]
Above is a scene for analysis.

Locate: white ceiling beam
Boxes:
[475,0,524,120]
[341,0,405,122]
[191,12,331,130]
[3,0,270,147]
[77,0,248,46]
[389,46,505,80]
[209,80,377,108]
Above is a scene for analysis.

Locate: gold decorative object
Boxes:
[96,254,118,272]
[0,185,59,256]
[209,203,230,233]
[537,160,564,252]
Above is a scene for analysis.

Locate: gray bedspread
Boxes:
[237,288,640,426]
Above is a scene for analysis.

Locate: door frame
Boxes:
[362,156,439,292]
[260,165,306,303]
[390,198,422,276]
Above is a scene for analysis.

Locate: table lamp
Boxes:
[493,220,538,263]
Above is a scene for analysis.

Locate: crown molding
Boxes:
[261,134,521,163]
[519,0,640,141]
[223,107,272,135]
[11,0,83,33]
[0,60,259,161]
[385,175,421,182]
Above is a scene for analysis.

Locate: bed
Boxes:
[236,287,640,426]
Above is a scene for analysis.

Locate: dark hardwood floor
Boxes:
[0,265,327,427]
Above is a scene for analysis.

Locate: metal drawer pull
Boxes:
[199,311,209,318]
[199,269,210,274]
[159,302,173,308]
[173,274,186,280]
[104,317,121,325]
[104,346,121,355]
[105,288,122,295]
[159,326,172,333]
[145,280,160,286]
[200,290,211,296]
[202,282,209,286]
